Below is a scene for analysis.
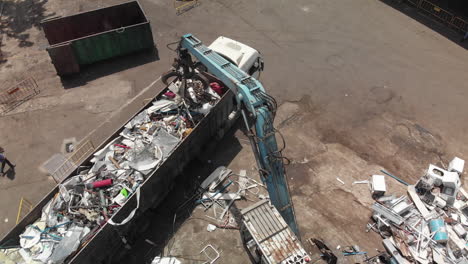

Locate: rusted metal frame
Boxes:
[51,140,95,183]
[16,197,33,224]
[0,77,39,114]
[450,17,468,32]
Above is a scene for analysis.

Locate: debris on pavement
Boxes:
[3,79,226,263]
[341,245,367,257]
[367,157,468,264]
[151,256,181,264]
[371,175,386,198]
[336,177,345,185]
[353,180,370,185]
[380,169,410,186]
[196,168,267,231]
[308,238,337,264]
[200,166,232,191]
[206,224,217,232]
[200,244,220,264]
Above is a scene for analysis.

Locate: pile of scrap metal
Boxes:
[196,167,265,230]
[0,77,226,264]
[368,157,467,264]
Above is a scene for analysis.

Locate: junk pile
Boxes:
[196,167,266,230]
[368,157,468,264]
[1,78,226,264]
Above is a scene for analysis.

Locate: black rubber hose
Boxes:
[161,70,182,85]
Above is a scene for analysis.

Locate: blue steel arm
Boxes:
[179,34,299,235]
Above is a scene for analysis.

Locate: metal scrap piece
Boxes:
[372,203,404,225]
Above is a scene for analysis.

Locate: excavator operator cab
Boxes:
[208,36,264,79]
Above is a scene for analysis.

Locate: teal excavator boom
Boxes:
[177,34,299,235]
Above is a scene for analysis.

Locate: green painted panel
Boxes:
[71,23,154,65]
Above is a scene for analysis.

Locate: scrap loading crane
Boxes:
[175,33,300,235]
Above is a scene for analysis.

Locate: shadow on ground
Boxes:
[0,0,54,56]
[59,48,160,89]
[104,120,245,264]
[380,0,468,49]
[4,168,16,180]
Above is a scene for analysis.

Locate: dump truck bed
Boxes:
[0,76,237,263]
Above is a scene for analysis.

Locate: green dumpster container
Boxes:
[41,1,155,76]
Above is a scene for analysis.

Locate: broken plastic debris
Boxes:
[112,188,131,206]
[152,129,180,158]
[195,103,214,115]
[371,175,386,196]
[19,226,42,249]
[210,82,224,96]
[48,225,87,263]
[124,110,150,129]
[33,242,54,262]
[151,256,181,264]
[200,166,232,190]
[367,157,468,264]
[207,224,217,232]
[352,180,369,185]
[448,157,464,175]
[147,99,178,114]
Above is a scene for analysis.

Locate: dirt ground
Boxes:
[1,0,468,263]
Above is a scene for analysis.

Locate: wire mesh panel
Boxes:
[0,77,40,115]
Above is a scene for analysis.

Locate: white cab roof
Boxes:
[208,36,260,72]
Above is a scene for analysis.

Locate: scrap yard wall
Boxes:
[0,81,237,263]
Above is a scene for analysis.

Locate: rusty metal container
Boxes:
[41,1,155,76]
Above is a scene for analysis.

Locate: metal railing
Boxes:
[407,0,420,6]
[16,197,33,224]
[69,140,95,165]
[0,77,40,115]
[51,140,95,183]
[404,0,468,34]
[419,1,453,23]
[451,17,468,33]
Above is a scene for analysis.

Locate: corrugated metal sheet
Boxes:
[0,79,237,263]
[241,200,309,264]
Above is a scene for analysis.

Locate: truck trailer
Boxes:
[0,35,264,264]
